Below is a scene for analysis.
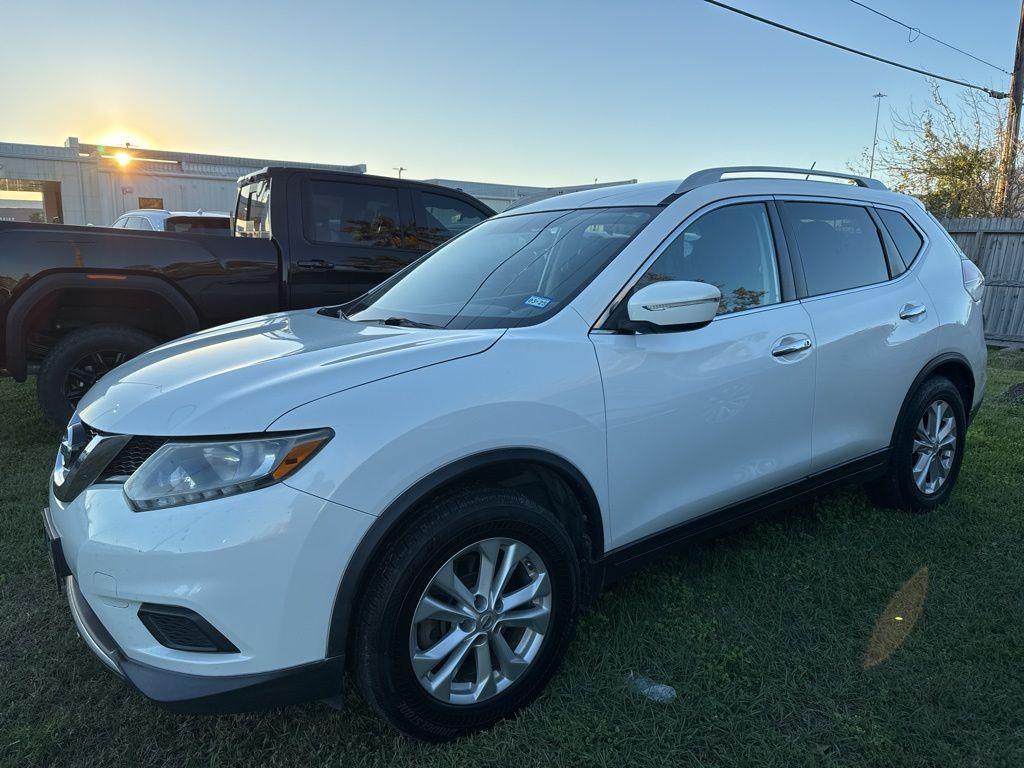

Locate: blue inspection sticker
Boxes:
[524,295,553,309]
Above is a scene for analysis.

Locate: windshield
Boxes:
[343,206,658,329]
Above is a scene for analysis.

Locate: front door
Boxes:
[591,200,816,548]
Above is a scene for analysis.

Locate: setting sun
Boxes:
[112,151,131,166]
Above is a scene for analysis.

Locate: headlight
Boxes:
[124,429,332,511]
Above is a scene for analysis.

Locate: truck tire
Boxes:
[37,324,157,425]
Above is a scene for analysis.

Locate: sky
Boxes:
[1,0,1019,187]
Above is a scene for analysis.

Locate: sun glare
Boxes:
[113,151,131,167]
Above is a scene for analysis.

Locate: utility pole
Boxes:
[996,1,1024,216]
[869,92,887,178]
[392,166,407,179]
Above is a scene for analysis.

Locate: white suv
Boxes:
[110,209,231,234]
[45,167,987,740]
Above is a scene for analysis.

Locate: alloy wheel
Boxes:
[409,537,552,705]
[63,350,128,409]
[912,399,957,495]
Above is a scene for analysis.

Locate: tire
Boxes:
[866,375,967,513]
[351,486,581,741]
[37,324,157,425]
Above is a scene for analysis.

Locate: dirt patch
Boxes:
[1003,382,1024,404]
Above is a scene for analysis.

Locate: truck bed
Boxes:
[0,221,281,376]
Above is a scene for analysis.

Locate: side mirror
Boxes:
[626,280,721,332]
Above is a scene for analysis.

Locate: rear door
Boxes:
[287,176,420,308]
[778,198,938,472]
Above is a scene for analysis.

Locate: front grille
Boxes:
[98,436,167,480]
[138,604,239,653]
[80,420,166,482]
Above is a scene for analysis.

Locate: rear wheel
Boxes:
[37,325,157,425]
[351,487,580,740]
[866,375,967,512]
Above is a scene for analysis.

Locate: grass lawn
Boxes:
[2,351,1023,768]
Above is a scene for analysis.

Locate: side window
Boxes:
[634,202,782,315]
[413,192,488,249]
[304,181,404,247]
[876,208,924,267]
[125,216,152,230]
[112,216,127,228]
[783,202,890,296]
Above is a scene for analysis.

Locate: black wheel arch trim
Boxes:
[4,271,201,381]
[891,352,976,445]
[324,447,604,658]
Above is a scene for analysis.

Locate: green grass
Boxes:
[3,352,1024,767]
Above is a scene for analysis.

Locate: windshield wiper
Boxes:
[378,316,440,329]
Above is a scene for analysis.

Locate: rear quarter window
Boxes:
[876,208,924,267]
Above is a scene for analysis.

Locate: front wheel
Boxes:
[866,375,967,512]
[351,487,581,740]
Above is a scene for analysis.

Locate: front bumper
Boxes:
[43,478,373,712]
[62,572,343,713]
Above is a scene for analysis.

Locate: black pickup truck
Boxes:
[0,167,494,424]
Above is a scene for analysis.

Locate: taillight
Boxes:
[962,259,985,302]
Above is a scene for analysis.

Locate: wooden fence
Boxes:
[939,217,1024,344]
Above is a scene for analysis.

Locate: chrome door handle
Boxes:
[899,303,927,320]
[771,337,812,357]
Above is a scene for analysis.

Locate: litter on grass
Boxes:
[628,672,677,703]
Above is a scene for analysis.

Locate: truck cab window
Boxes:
[235,179,272,239]
[304,181,403,247]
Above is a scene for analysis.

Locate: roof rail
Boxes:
[670,166,887,198]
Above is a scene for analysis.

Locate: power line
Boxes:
[847,0,1011,75]
[703,0,1009,99]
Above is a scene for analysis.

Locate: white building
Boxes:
[0,137,366,226]
[0,136,635,224]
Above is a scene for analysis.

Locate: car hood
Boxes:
[78,309,503,436]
